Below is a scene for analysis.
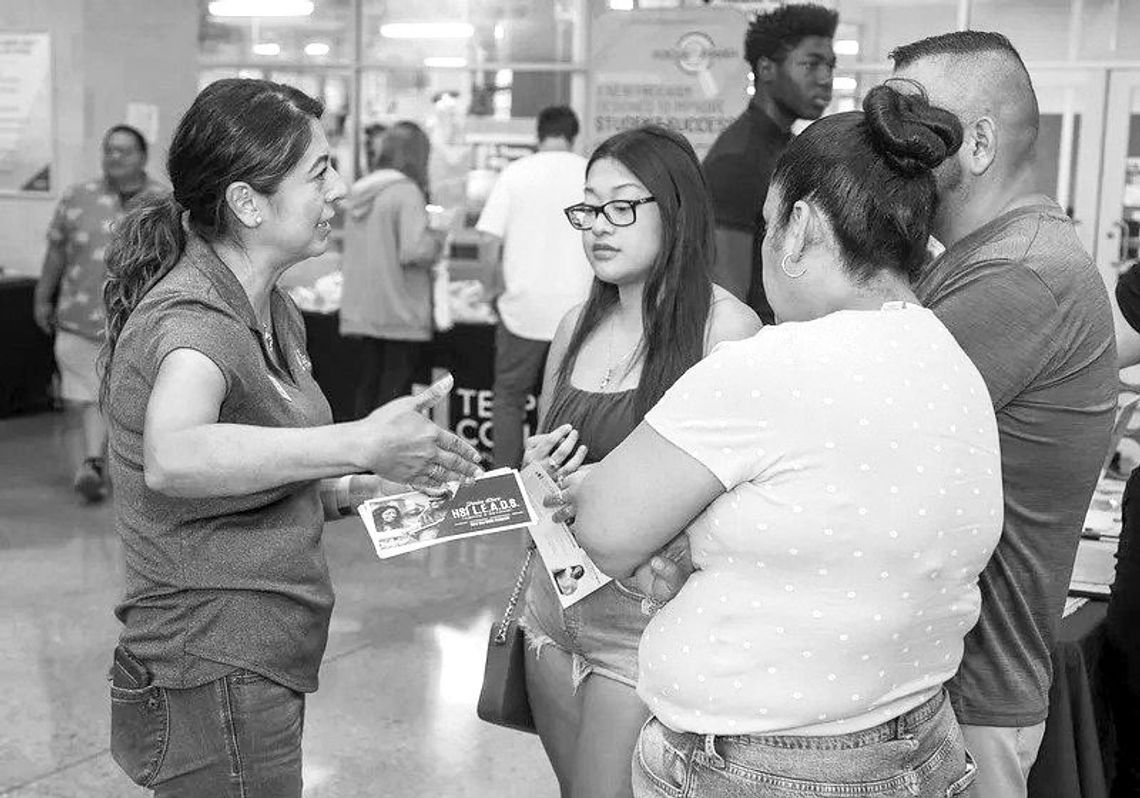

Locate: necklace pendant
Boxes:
[599,367,612,391]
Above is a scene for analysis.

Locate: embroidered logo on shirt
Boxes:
[295,348,312,373]
[267,373,293,402]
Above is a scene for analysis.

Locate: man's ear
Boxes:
[753,55,779,88]
[965,117,997,177]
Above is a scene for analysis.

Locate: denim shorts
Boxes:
[518,565,656,689]
[633,690,976,798]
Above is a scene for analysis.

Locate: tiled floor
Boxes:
[0,411,557,797]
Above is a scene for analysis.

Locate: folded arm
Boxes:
[571,422,723,578]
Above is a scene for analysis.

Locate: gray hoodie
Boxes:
[339,169,442,342]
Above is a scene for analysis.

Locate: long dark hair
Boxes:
[558,125,714,421]
[375,121,431,201]
[100,78,323,406]
[770,83,962,282]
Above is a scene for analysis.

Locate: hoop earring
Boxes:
[781,253,806,279]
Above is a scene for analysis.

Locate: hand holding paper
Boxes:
[519,462,611,607]
[359,469,535,559]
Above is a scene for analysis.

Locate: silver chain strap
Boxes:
[493,545,535,645]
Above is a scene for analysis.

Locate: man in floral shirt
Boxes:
[34,124,166,501]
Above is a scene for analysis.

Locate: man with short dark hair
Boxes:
[891,31,1117,797]
[702,3,837,323]
[476,105,593,468]
[34,124,165,502]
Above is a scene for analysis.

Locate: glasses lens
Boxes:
[605,201,636,226]
[566,206,593,230]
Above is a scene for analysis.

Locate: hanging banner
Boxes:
[587,8,751,160]
[0,32,52,193]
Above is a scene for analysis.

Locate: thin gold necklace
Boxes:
[599,315,639,391]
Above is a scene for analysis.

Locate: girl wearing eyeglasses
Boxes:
[517,125,760,798]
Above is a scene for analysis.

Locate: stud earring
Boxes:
[781,253,806,279]
[254,215,263,225]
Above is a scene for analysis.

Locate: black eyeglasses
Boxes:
[563,197,657,230]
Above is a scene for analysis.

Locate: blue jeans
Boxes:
[633,690,976,797]
[110,650,304,797]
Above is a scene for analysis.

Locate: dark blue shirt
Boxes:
[702,104,791,322]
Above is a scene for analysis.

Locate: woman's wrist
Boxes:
[337,419,369,473]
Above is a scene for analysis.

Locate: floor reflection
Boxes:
[0,412,556,797]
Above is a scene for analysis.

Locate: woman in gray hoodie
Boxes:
[341,121,444,416]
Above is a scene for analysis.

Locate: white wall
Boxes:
[836,0,1140,64]
[0,0,197,276]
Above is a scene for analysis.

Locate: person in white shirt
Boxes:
[476,106,594,468]
[562,85,1001,798]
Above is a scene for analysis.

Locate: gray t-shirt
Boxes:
[916,197,1117,726]
[107,234,335,692]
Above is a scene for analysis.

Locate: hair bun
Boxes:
[862,84,963,177]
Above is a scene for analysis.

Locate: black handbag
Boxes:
[476,545,537,734]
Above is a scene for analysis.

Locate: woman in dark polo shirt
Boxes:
[99,78,481,797]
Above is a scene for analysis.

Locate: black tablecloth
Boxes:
[0,276,55,417]
[301,311,537,459]
[1028,601,1114,798]
[300,310,362,423]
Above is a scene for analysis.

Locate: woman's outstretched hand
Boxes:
[356,375,483,491]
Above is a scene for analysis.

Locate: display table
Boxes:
[300,311,537,459]
[1027,601,1115,798]
[300,310,363,422]
[0,275,55,417]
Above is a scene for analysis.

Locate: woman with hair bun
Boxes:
[562,85,1002,796]
[101,78,481,796]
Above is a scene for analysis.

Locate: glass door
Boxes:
[1028,67,1107,261]
[1097,69,1140,282]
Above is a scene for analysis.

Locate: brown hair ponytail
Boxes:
[99,193,186,407]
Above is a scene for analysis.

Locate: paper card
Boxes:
[359,470,535,559]
[518,462,611,607]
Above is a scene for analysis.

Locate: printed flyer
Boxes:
[519,462,612,608]
[359,469,535,559]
